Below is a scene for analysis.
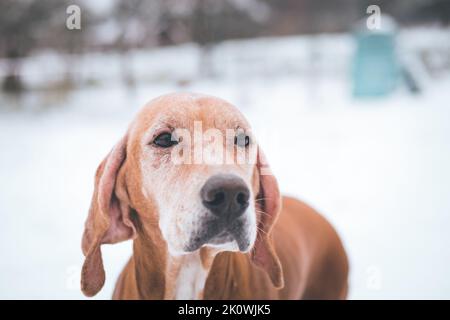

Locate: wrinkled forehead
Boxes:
[130,93,250,139]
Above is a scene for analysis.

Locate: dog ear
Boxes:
[81,134,136,297]
[250,147,284,289]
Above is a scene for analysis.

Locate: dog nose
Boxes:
[201,174,250,220]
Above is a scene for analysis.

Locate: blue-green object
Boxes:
[352,25,400,98]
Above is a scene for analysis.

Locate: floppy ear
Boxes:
[81,134,136,297]
[251,147,284,289]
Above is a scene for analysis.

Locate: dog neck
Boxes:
[132,220,218,299]
[167,251,212,299]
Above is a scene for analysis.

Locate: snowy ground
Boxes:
[1,30,450,299]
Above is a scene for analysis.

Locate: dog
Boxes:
[81,92,349,299]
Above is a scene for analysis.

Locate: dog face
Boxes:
[133,93,257,255]
[81,93,283,297]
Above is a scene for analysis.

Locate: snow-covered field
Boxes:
[1,30,450,299]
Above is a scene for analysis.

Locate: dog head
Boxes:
[81,93,283,296]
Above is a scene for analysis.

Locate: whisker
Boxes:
[255,209,271,216]
[256,226,268,236]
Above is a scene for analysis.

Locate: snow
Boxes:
[1,29,450,299]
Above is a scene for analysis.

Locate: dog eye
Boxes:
[234,133,250,147]
[153,132,178,148]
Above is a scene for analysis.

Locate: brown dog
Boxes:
[81,93,348,299]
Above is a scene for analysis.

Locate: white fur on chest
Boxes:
[174,253,208,300]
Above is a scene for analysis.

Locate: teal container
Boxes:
[352,28,400,97]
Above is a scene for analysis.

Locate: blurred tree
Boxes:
[409,0,450,25]
[359,0,450,25]
[188,0,270,77]
[111,0,163,87]
[43,2,95,90]
[108,0,269,79]
[0,0,71,92]
[261,0,360,35]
